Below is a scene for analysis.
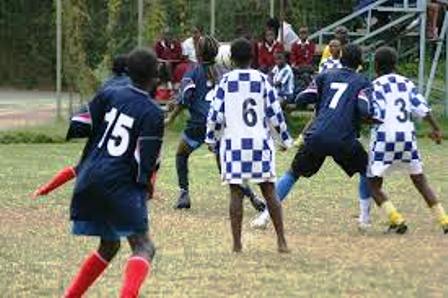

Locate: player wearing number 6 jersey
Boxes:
[41,49,164,298]
[206,38,292,253]
[367,47,448,233]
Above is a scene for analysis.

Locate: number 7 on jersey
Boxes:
[329,82,348,109]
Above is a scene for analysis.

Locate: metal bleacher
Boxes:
[306,0,448,116]
[308,0,428,92]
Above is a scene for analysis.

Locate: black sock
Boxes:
[176,153,189,192]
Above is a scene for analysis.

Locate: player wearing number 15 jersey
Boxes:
[56,49,163,298]
[206,38,292,253]
[367,47,448,234]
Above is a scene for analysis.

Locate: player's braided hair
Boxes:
[374,46,397,75]
[198,35,221,86]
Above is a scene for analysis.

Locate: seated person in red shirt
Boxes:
[257,28,284,73]
[155,27,182,81]
[290,27,316,69]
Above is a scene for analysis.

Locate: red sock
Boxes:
[64,251,108,298]
[120,256,151,298]
[34,166,76,197]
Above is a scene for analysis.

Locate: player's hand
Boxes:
[207,144,215,153]
[429,129,443,144]
[32,188,45,200]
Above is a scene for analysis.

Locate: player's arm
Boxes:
[136,109,165,195]
[65,105,92,140]
[165,74,195,126]
[295,77,320,105]
[409,87,443,143]
[205,82,226,152]
[33,166,77,199]
[265,82,293,149]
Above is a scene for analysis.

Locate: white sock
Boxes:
[359,198,372,223]
[260,209,270,221]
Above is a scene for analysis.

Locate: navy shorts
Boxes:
[71,177,149,240]
[290,140,368,178]
[182,125,206,150]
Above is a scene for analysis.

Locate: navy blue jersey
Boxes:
[297,68,372,152]
[178,64,227,128]
[70,85,164,224]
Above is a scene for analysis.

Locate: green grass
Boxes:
[1,132,448,297]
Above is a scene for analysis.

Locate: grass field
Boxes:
[1,131,448,297]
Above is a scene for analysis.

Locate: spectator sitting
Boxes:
[319,39,342,73]
[257,28,284,73]
[290,27,316,69]
[155,27,182,62]
[271,50,294,104]
[182,25,203,63]
[320,26,348,66]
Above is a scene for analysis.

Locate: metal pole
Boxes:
[425,12,448,100]
[210,0,215,36]
[279,0,284,45]
[138,0,143,47]
[445,23,448,117]
[56,0,62,120]
[418,0,427,93]
[270,0,274,18]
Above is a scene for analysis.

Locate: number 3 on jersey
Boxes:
[329,82,348,109]
[98,107,135,157]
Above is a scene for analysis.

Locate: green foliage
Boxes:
[144,0,167,45]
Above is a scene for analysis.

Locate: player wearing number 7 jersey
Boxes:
[367,47,448,234]
[251,44,404,232]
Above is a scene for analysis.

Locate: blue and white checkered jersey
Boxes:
[206,69,293,184]
[319,58,342,73]
[368,74,431,177]
[271,64,294,99]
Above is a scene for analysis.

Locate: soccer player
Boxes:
[206,38,292,253]
[33,54,135,199]
[251,44,377,231]
[367,46,448,233]
[38,48,164,297]
[167,35,265,212]
[319,39,342,73]
[271,50,295,104]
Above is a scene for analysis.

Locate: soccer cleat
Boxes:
[439,216,448,234]
[250,210,270,230]
[385,222,408,234]
[174,190,191,209]
[248,195,266,212]
[357,219,372,232]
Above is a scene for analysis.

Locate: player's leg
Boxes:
[120,233,156,298]
[251,144,324,229]
[358,173,373,228]
[410,173,448,232]
[174,137,196,209]
[368,177,407,234]
[214,153,265,212]
[64,239,120,298]
[259,182,289,253]
[335,141,406,233]
[229,184,245,252]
